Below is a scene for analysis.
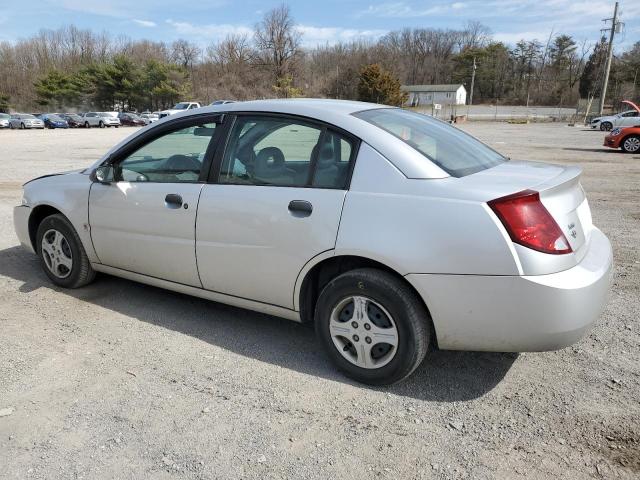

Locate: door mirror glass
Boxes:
[92,165,114,184]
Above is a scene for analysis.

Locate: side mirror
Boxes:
[90,165,115,184]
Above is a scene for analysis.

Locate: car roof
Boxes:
[204,98,385,116]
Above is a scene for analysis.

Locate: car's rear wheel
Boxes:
[600,122,613,131]
[621,135,640,153]
[36,214,95,288]
[315,268,430,385]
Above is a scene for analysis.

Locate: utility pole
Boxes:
[598,1,619,115]
[469,57,477,106]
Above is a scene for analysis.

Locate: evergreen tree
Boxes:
[357,64,407,106]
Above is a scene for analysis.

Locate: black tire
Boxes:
[621,135,640,153]
[99,121,104,128]
[20,123,25,129]
[315,268,430,385]
[36,214,95,289]
[600,122,612,131]
[85,121,90,128]
[9,123,14,129]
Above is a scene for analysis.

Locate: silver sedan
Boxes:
[9,113,44,129]
[13,99,612,385]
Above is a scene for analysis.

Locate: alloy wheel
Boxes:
[623,136,640,153]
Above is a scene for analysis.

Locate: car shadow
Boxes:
[0,245,517,402]
[562,147,620,153]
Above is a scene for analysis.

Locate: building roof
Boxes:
[401,84,465,93]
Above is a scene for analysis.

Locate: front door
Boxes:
[89,119,220,287]
[196,114,357,308]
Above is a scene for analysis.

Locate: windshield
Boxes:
[173,103,190,110]
[22,114,36,119]
[48,115,64,121]
[354,108,506,177]
[0,113,9,119]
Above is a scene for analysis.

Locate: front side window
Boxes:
[116,123,216,183]
[354,108,506,177]
[219,116,354,188]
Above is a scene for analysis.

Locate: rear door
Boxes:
[89,115,223,286]
[196,114,357,308]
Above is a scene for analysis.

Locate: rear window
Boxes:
[354,108,506,177]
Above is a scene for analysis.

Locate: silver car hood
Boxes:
[23,168,86,186]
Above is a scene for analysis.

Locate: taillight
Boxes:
[488,190,572,255]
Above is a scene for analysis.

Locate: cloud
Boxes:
[358,2,446,18]
[132,19,157,28]
[165,19,252,41]
[297,25,387,47]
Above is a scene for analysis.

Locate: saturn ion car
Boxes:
[13,99,612,385]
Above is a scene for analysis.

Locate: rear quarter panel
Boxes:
[335,143,520,276]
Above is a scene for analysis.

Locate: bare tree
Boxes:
[254,4,301,81]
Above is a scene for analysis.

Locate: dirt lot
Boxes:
[0,123,639,479]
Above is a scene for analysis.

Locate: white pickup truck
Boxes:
[158,102,201,119]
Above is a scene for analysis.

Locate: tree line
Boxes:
[0,4,638,113]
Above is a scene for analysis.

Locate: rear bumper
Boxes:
[407,228,613,352]
[13,205,34,254]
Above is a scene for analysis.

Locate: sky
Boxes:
[0,0,638,50]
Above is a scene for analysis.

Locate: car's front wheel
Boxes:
[600,122,613,131]
[621,135,640,153]
[315,268,430,385]
[84,121,90,128]
[36,214,95,288]
[99,121,104,128]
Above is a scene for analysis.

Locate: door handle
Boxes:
[288,200,313,217]
[165,193,183,209]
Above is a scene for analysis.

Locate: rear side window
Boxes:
[354,108,506,177]
[219,115,354,189]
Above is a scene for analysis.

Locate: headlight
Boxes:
[611,128,621,136]
[21,197,29,206]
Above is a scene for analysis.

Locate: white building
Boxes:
[401,84,467,107]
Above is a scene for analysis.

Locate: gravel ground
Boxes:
[0,123,638,479]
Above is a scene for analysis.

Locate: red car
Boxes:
[118,113,146,127]
[604,126,640,153]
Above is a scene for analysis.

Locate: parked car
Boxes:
[82,112,120,128]
[590,110,640,131]
[159,102,201,118]
[9,114,44,129]
[210,100,235,106]
[0,113,10,129]
[118,112,146,127]
[13,99,612,385]
[139,112,160,125]
[39,114,69,129]
[603,126,640,153]
[60,113,85,128]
